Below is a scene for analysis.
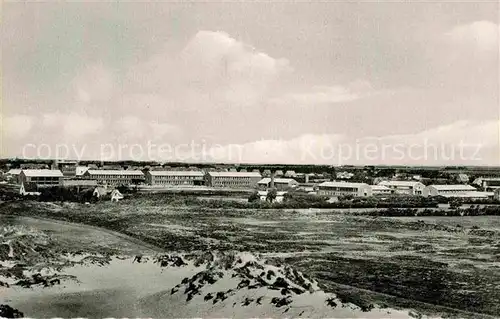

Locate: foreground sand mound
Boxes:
[137,251,433,318]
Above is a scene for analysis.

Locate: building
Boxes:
[145,170,205,186]
[284,170,297,178]
[317,181,372,197]
[370,185,392,195]
[83,170,145,186]
[110,189,124,202]
[257,178,299,190]
[19,183,41,196]
[274,170,284,177]
[204,172,262,188]
[262,169,272,177]
[474,177,500,191]
[75,166,90,177]
[494,189,500,201]
[257,190,287,203]
[62,179,98,188]
[19,169,63,187]
[378,181,425,195]
[423,184,480,198]
[456,174,470,184]
[59,162,78,178]
[6,169,22,183]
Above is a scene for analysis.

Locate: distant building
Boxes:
[145,170,205,186]
[252,169,261,174]
[62,179,98,188]
[75,166,90,177]
[274,170,284,177]
[378,181,425,195]
[423,184,481,198]
[257,178,299,190]
[336,171,354,179]
[494,189,500,201]
[370,185,392,195]
[456,174,470,184]
[83,170,145,186]
[284,170,297,178]
[317,181,372,197]
[262,169,272,177]
[204,172,262,188]
[474,177,500,191]
[20,163,49,169]
[19,182,41,196]
[19,169,63,187]
[6,169,22,183]
[257,190,287,203]
[59,162,78,178]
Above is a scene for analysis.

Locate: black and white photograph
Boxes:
[1,1,499,318]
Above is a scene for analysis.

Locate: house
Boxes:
[19,182,41,196]
[6,169,22,183]
[83,170,145,186]
[239,168,248,172]
[62,179,98,189]
[75,166,90,177]
[284,170,297,178]
[262,170,272,177]
[93,186,109,198]
[423,184,481,198]
[145,170,205,186]
[19,169,63,187]
[336,171,354,179]
[204,172,262,188]
[257,190,287,203]
[110,189,124,202]
[274,170,284,177]
[317,181,372,197]
[58,162,78,178]
[494,189,500,201]
[370,185,392,195]
[257,178,299,190]
[378,181,425,195]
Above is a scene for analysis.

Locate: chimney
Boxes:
[270,171,275,189]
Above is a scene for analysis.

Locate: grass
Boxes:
[1,197,500,317]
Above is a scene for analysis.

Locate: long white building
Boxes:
[423,184,482,198]
[83,170,145,186]
[317,181,372,197]
[378,181,425,195]
[145,170,205,186]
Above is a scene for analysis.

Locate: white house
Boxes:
[370,185,392,195]
[257,190,287,203]
[317,181,372,197]
[257,178,299,190]
[110,189,124,202]
[423,184,483,198]
[19,169,63,187]
[378,181,425,195]
[6,169,22,183]
[19,183,41,196]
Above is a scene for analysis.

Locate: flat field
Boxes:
[1,196,499,318]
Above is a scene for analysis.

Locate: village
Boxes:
[2,160,500,205]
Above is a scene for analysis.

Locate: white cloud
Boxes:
[196,120,499,165]
[42,112,104,139]
[446,21,499,53]
[0,114,33,139]
[72,64,115,104]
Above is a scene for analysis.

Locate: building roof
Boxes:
[257,178,297,185]
[379,180,423,187]
[207,172,262,178]
[7,169,22,175]
[21,169,63,177]
[76,166,89,176]
[318,181,369,188]
[86,170,144,176]
[441,191,492,198]
[148,170,204,177]
[429,184,477,191]
[371,185,391,191]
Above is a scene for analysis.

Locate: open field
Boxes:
[1,197,500,317]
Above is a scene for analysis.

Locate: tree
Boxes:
[248,191,260,203]
[266,188,277,203]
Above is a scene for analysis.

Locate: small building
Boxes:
[274,170,284,177]
[62,179,98,188]
[262,169,272,177]
[284,170,297,178]
[370,185,392,195]
[110,189,124,202]
[257,190,287,203]
[58,162,78,178]
[75,166,90,177]
[378,181,425,195]
[19,169,63,187]
[317,181,372,197]
[145,170,205,186]
[204,172,262,188]
[494,189,500,201]
[257,178,299,190]
[423,184,479,198]
[456,174,470,184]
[6,169,22,183]
[83,170,145,186]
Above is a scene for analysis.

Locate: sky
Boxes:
[1,1,499,165]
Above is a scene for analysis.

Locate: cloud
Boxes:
[446,21,499,53]
[197,120,499,165]
[42,112,104,139]
[0,114,34,139]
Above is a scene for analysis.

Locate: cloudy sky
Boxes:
[1,1,499,165]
